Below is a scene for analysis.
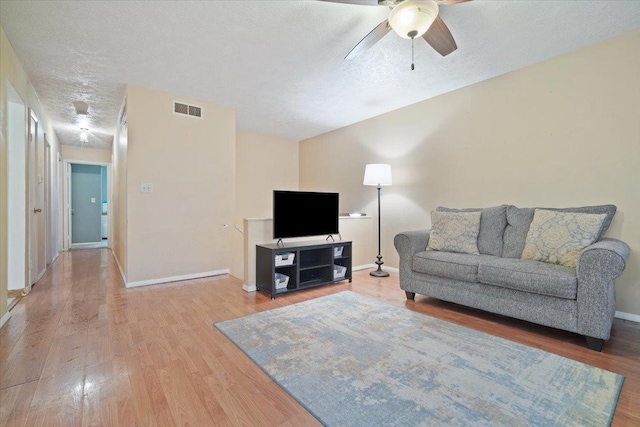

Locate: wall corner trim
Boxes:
[242,284,257,293]
[0,311,11,330]
[111,250,127,286]
[124,269,229,289]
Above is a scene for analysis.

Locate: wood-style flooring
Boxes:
[1,248,638,426]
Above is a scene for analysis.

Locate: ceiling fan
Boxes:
[321,0,472,64]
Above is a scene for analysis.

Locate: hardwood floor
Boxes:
[1,248,638,426]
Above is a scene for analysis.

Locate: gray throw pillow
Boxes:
[427,211,482,255]
[502,204,616,259]
[521,209,606,268]
[436,205,507,257]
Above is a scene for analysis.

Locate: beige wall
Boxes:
[61,145,111,164]
[300,30,640,316]
[236,131,299,219]
[124,85,236,284]
[1,25,61,324]
[233,131,299,279]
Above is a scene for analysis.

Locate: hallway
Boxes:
[0,249,323,426]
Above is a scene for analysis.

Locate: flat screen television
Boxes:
[273,190,339,239]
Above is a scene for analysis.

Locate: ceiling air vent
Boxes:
[173,101,203,118]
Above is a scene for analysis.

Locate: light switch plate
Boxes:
[91,197,96,203]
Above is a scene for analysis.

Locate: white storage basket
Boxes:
[275,252,295,266]
[333,264,347,280]
[274,273,289,289]
[334,246,344,257]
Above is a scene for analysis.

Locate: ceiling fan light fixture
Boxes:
[388,0,439,39]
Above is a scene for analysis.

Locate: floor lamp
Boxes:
[363,164,392,277]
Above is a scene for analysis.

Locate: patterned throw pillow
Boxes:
[521,209,606,268]
[427,211,481,255]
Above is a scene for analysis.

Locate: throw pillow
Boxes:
[427,211,481,255]
[436,205,507,257]
[503,204,616,259]
[521,209,606,268]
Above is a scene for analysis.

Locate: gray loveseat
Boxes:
[394,204,630,351]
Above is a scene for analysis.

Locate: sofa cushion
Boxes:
[502,204,617,259]
[413,251,482,282]
[478,257,578,300]
[521,209,606,268]
[427,211,481,255]
[436,205,507,257]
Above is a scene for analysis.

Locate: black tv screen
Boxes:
[273,190,339,239]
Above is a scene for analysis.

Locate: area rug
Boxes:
[214,291,623,427]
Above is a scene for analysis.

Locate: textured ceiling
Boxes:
[1,0,640,149]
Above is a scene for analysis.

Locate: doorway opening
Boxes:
[64,161,110,250]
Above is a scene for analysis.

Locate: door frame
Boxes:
[44,135,52,266]
[27,109,38,292]
[62,159,111,251]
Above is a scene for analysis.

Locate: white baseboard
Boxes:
[242,284,257,292]
[125,269,229,289]
[71,241,103,248]
[0,310,11,329]
[615,310,640,323]
[353,264,375,271]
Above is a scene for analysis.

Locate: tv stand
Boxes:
[256,240,352,299]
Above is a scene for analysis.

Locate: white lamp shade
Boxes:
[363,164,392,186]
[388,0,439,40]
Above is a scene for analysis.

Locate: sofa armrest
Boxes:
[576,238,630,340]
[394,229,431,291]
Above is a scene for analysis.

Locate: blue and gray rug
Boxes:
[214,291,623,426]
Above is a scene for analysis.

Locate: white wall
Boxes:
[7,88,26,290]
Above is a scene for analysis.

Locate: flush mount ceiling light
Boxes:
[73,100,89,115]
[388,0,439,39]
[80,128,89,143]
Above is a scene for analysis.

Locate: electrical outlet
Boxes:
[140,183,153,193]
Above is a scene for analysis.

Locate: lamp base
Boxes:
[370,255,389,278]
[370,269,390,278]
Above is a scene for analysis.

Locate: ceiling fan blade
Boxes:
[435,0,473,5]
[318,0,382,5]
[345,19,391,60]
[422,16,457,57]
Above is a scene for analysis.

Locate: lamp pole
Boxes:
[370,183,389,277]
[363,163,391,278]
